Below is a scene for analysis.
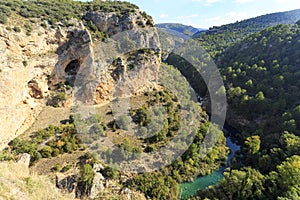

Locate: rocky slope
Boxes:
[0,15,58,149]
[0,4,159,150]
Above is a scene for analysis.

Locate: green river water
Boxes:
[178,136,240,199]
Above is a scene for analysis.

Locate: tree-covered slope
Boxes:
[193,9,300,57]
[156,23,203,37]
[0,0,153,27]
[221,22,300,137]
[191,20,300,200]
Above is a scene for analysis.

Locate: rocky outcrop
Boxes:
[56,174,77,194]
[84,11,153,36]
[90,173,105,198]
[94,49,161,104]
[17,153,31,167]
[53,26,97,104]
[0,19,59,150]
[0,7,160,152]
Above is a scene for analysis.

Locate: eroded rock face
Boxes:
[84,11,153,36]
[90,172,105,199]
[56,174,77,194]
[0,21,58,150]
[17,153,31,167]
[0,9,160,150]
[94,49,161,104]
[53,27,97,104]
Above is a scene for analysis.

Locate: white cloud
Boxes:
[159,13,169,19]
[204,12,250,27]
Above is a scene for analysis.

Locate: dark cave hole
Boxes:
[65,59,80,86]
[65,59,80,76]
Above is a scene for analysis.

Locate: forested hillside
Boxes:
[221,22,300,136]
[165,14,300,200]
[192,19,300,200]
[194,9,300,57]
[156,23,202,37]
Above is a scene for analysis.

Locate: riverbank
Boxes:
[178,136,240,199]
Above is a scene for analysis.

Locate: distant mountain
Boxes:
[156,23,205,37]
[193,9,300,57]
[194,8,300,37]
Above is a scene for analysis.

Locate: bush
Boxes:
[13,26,21,33]
[40,146,53,158]
[52,148,60,157]
[0,15,7,24]
[63,142,73,153]
[115,115,131,130]
[61,164,72,172]
[56,92,67,101]
[100,166,119,179]
[22,60,28,67]
[79,164,95,187]
[51,163,61,172]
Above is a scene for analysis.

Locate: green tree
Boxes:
[244,135,261,155]
[78,164,95,196]
[218,167,265,200]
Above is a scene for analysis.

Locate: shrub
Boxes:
[63,142,73,153]
[22,60,28,67]
[41,22,47,28]
[52,148,60,157]
[56,92,67,101]
[0,14,7,24]
[13,26,21,33]
[61,165,72,173]
[51,163,61,172]
[115,115,131,130]
[79,164,95,187]
[100,166,119,179]
[40,146,53,158]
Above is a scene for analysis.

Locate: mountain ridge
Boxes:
[156,23,205,37]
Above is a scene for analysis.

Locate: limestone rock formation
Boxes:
[56,174,77,194]
[94,49,161,104]
[17,153,31,167]
[84,11,153,36]
[90,172,105,198]
[0,21,58,150]
[0,6,160,154]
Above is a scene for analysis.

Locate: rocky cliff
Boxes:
[0,5,159,150]
[0,15,58,149]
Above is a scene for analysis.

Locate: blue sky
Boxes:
[121,0,300,28]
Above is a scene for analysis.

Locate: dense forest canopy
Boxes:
[193,9,300,57]
[190,17,300,200]
[164,12,300,200]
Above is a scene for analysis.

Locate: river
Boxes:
[178,135,240,199]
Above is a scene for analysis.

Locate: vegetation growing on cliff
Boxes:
[0,0,154,41]
[0,0,147,26]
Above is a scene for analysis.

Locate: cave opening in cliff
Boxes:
[65,59,80,86]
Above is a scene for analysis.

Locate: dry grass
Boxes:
[30,151,86,175]
[0,161,75,200]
